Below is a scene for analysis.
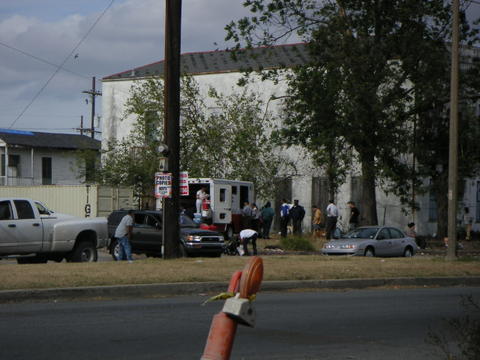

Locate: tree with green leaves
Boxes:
[90,76,292,204]
[226,0,480,228]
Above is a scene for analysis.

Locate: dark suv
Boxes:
[107,210,224,258]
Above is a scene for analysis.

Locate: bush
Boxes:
[280,236,315,252]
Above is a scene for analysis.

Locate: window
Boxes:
[13,200,35,219]
[35,202,50,215]
[0,201,12,220]
[220,188,226,202]
[1,154,21,176]
[388,228,404,239]
[377,229,390,240]
[42,157,52,185]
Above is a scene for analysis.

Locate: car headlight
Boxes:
[324,244,336,249]
[186,235,202,242]
[340,244,356,249]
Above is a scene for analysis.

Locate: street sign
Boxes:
[155,172,172,198]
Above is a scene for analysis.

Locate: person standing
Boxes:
[280,199,291,238]
[114,209,134,263]
[196,187,208,214]
[242,201,253,229]
[325,199,338,240]
[464,207,473,241]
[347,201,360,231]
[239,229,258,256]
[251,203,261,232]
[312,205,323,238]
[290,199,306,235]
[261,201,275,239]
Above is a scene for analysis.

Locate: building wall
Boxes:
[102,72,480,236]
[0,147,84,186]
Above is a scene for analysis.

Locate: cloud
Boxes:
[0,0,251,130]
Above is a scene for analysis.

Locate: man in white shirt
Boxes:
[196,187,208,214]
[239,229,258,256]
[114,209,134,262]
[325,200,338,240]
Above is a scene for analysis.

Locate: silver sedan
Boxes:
[322,226,418,257]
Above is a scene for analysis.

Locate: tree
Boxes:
[92,76,292,203]
[226,0,480,227]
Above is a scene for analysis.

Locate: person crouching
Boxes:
[239,229,258,256]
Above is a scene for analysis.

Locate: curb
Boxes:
[1,276,479,303]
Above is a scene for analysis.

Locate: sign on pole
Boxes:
[155,172,172,198]
[180,171,189,196]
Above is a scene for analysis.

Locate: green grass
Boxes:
[279,236,316,251]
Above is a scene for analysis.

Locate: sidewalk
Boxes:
[1,276,479,304]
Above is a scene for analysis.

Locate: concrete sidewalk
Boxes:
[1,276,479,303]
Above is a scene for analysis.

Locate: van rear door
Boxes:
[213,184,232,224]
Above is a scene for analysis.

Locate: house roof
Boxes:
[0,129,100,150]
[103,43,310,81]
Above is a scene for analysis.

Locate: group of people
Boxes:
[279,199,306,237]
[241,201,275,239]
[312,200,360,240]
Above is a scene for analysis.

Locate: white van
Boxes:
[181,178,254,239]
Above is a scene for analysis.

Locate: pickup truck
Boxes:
[0,198,108,264]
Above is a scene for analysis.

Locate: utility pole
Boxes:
[447,0,460,260]
[162,0,182,259]
[82,77,102,139]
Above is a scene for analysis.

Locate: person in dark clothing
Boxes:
[279,199,291,238]
[260,202,275,239]
[290,199,306,235]
[347,201,360,231]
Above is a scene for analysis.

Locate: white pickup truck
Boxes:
[0,198,108,264]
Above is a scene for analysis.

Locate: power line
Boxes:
[0,40,90,80]
[8,0,116,129]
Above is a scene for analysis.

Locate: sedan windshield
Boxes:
[344,227,379,239]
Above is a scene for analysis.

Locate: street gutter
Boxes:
[1,276,479,303]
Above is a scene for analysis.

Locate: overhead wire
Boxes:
[0,40,90,80]
[8,0,116,129]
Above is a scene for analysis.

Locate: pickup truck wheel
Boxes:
[225,226,234,240]
[110,239,120,261]
[68,241,98,262]
[180,244,188,258]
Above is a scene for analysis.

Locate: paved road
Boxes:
[0,287,478,359]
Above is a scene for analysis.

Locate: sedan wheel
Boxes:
[403,247,413,257]
[364,247,375,257]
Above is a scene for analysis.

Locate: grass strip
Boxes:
[0,255,479,291]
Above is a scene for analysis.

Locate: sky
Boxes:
[0,0,252,135]
[1,1,479,136]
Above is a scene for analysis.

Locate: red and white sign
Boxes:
[180,171,189,196]
[154,171,189,198]
[155,172,172,198]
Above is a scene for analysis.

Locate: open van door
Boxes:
[213,184,232,224]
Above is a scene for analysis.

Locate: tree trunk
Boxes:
[434,173,449,240]
[360,156,378,225]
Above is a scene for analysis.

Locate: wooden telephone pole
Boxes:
[82,77,102,139]
[162,0,182,259]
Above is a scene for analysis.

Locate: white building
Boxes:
[0,129,100,186]
[101,44,480,235]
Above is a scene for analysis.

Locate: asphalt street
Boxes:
[1,286,478,359]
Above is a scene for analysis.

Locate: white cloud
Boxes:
[0,0,251,131]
